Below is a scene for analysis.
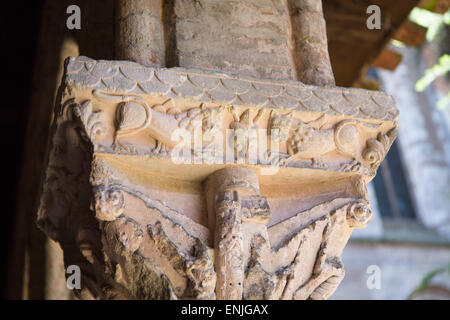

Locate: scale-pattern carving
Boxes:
[65,56,398,120]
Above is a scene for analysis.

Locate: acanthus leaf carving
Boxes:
[92,185,125,222]
[37,56,399,300]
[362,127,398,172]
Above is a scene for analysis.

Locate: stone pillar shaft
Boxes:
[215,191,244,300]
[286,0,336,86]
[115,0,167,67]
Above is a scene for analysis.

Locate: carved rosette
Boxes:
[92,185,125,221]
[362,128,398,174]
[346,200,373,229]
[37,56,398,300]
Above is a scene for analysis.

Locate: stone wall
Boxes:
[332,242,450,299]
[378,46,450,239]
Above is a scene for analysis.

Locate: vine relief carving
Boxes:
[85,164,372,300]
[63,94,396,175]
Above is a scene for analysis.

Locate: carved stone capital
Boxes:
[37,56,398,300]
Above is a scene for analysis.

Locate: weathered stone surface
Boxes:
[65,56,398,118]
[37,55,397,299]
[285,0,335,86]
[173,0,295,80]
[115,0,178,68]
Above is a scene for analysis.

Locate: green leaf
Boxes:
[437,92,450,110]
[409,7,450,41]
[415,54,450,92]
[416,263,450,292]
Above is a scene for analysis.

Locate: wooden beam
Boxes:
[392,20,427,47]
[418,0,450,13]
[372,49,403,71]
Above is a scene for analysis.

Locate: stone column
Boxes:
[378,47,450,238]
[206,167,270,299]
[285,0,335,86]
[115,0,175,67]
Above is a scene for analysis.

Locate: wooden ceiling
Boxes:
[324,0,420,87]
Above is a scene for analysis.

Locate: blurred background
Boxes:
[332,1,450,299]
[1,0,449,299]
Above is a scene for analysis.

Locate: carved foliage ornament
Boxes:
[37,57,398,300]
